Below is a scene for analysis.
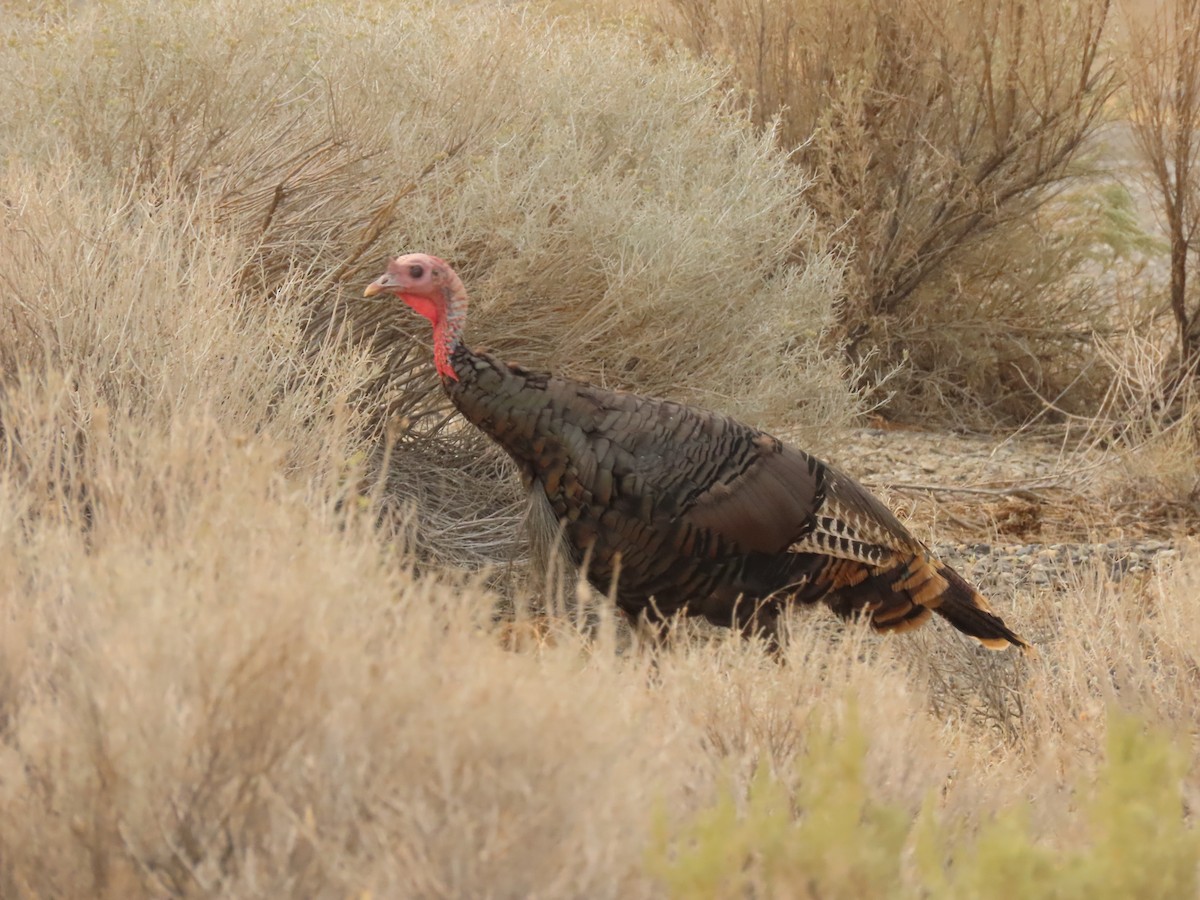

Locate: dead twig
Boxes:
[330,136,470,284]
[876,481,1055,502]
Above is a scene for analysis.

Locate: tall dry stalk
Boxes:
[1125,0,1200,384]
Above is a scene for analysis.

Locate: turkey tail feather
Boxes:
[924,559,1028,650]
[814,552,1028,650]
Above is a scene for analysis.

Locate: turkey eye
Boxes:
[408,264,424,279]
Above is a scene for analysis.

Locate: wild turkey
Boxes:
[364,254,1028,650]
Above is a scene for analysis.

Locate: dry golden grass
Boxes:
[0,0,853,575]
[3,450,1199,898]
[653,0,1128,425]
[2,1,1199,897]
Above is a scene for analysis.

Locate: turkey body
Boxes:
[447,345,1025,648]
[365,254,1027,650]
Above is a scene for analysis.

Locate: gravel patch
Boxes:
[932,538,1180,592]
[813,426,1189,592]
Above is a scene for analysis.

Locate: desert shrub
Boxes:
[0,0,850,572]
[0,162,377,530]
[655,0,1122,424]
[650,709,1198,899]
[6,3,1200,898]
[5,492,1200,899]
[0,0,850,426]
[1124,0,1200,381]
[0,405,678,897]
[648,711,910,899]
[1079,329,1200,524]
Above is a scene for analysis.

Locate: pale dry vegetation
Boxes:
[1,0,851,564]
[655,0,1128,423]
[2,0,1200,898]
[1069,0,1200,521]
[1124,0,1200,376]
[653,0,1200,517]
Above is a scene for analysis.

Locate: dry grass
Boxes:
[3,451,1200,898]
[2,1,1199,897]
[1071,329,1200,524]
[1,0,848,422]
[653,0,1125,424]
[1,0,852,573]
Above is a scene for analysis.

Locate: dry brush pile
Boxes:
[0,1,1198,897]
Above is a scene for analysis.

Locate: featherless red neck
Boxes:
[363,253,467,381]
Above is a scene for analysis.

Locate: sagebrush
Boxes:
[656,0,1126,423]
[1,0,851,571]
[1,1,1198,898]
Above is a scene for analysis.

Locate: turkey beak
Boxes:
[363,274,393,298]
